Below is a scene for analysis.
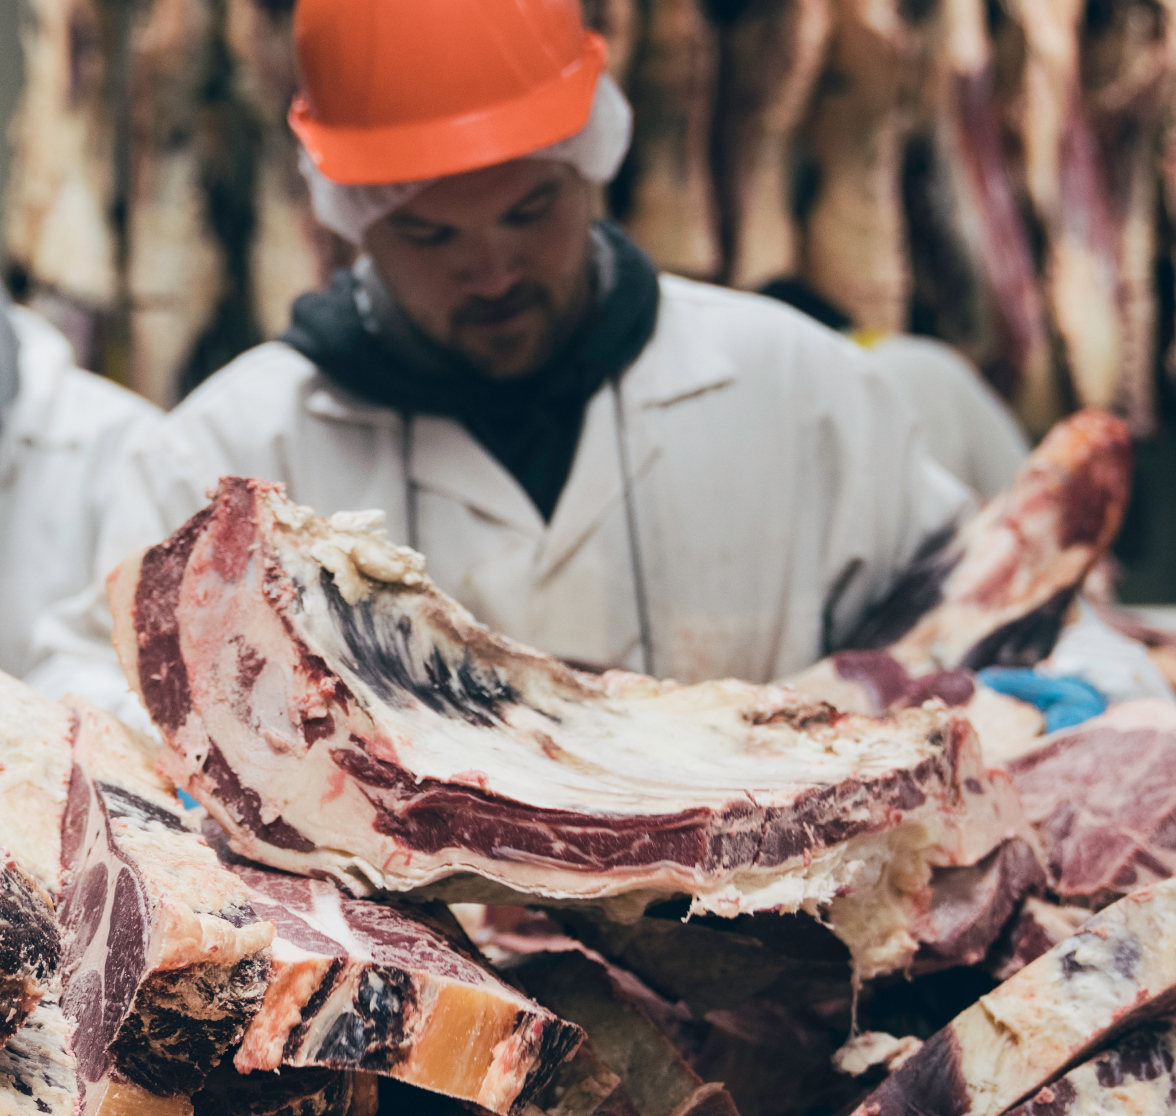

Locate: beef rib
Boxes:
[56,696,274,1105]
[849,876,1176,1116]
[216,844,584,1116]
[108,478,1033,981]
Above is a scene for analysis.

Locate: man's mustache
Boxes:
[454,282,551,327]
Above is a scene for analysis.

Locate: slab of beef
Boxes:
[0,993,78,1115]
[986,897,1089,982]
[0,672,74,1047]
[0,856,59,1046]
[902,0,1050,410]
[0,671,75,898]
[189,1060,372,1116]
[800,0,936,332]
[1005,1020,1176,1116]
[848,877,1176,1116]
[841,408,1132,671]
[108,480,1033,981]
[214,848,582,1115]
[621,0,721,277]
[1005,700,1176,906]
[709,0,831,289]
[56,696,273,1104]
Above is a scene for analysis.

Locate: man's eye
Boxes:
[398,226,455,247]
[505,197,555,226]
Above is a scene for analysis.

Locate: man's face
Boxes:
[363,159,595,380]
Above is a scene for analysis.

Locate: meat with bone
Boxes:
[800,0,934,332]
[0,857,59,1047]
[708,0,831,288]
[622,0,721,277]
[1004,1020,1176,1116]
[0,993,79,1116]
[189,1061,373,1116]
[107,477,1034,980]
[841,408,1133,672]
[0,672,73,1047]
[214,850,583,1115]
[849,876,1176,1116]
[56,696,274,1105]
[903,0,1052,408]
[1004,700,1176,907]
[0,672,75,899]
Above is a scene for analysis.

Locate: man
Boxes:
[30,0,968,712]
[0,285,159,680]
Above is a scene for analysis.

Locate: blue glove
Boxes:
[977,668,1106,732]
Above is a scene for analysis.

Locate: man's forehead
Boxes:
[394,158,574,226]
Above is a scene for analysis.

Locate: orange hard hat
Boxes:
[289,0,608,186]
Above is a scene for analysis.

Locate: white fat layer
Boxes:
[0,672,73,895]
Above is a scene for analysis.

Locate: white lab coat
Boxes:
[29,276,969,714]
[869,334,1030,500]
[1,305,160,680]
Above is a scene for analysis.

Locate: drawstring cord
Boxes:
[403,412,420,552]
[401,388,655,676]
[611,379,655,677]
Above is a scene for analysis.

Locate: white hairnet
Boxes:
[301,73,633,245]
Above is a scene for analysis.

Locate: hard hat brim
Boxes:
[291,33,608,187]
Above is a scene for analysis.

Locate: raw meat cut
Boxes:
[622,0,721,277]
[0,671,75,898]
[902,0,1051,409]
[189,1061,372,1116]
[57,696,274,1104]
[1005,700,1176,906]
[800,0,934,331]
[214,845,584,1115]
[849,876,1176,1116]
[843,408,1132,672]
[0,672,73,1047]
[0,856,59,1046]
[1005,1020,1176,1116]
[986,896,1089,982]
[708,0,831,288]
[107,479,1033,981]
[508,949,739,1116]
[0,993,79,1116]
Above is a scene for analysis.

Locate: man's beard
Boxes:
[447,275,588,380]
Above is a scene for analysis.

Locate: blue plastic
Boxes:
[977,668,1107,732]
[177,788,200,810]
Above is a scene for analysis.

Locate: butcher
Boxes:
[28,0,971,718]
[0,285,160,680]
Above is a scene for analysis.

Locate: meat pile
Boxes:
[6,407,1176,1115]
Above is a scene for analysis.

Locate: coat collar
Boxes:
[301,281,738,562]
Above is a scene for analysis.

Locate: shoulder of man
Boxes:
[7,305,161,440]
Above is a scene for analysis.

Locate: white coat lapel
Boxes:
[535,320,737,582]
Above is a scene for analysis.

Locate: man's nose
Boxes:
[459,232,522,298]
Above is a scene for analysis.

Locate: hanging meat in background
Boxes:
[3,0,116,372]
[1009,0,1175,439]
[1082,0,1176,437]
[225,0,351,344]
[617,0,722,278]
[799,0,937,334]
[583,0,641,82]
[124,0,227,405]
[707,0,831,289]
[903,0,1053,415]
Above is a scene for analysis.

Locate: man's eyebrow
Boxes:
[388,211,449,230]
[504,179,560,213]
